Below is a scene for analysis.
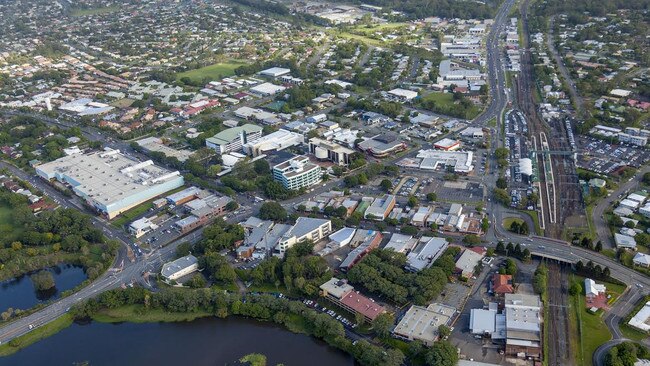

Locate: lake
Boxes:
[0,264,87,313]
[0,317,355,366]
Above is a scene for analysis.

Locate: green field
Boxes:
[502,217,524,230]
[421,92,455,105]
[71,6,119,16]
[93,304,212,324]
[176,61,248,82]
[0,314,73,356]
[0,203,22,244]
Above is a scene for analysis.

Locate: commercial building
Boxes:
[406,237,448,272]
[166,186,202,206]
[242,130,304,157]
[455,247,485,278]
[35,149,184,219]
[237,217,292,259]
[161,255,199,281]
[618,132,648,146]
[135,137,194,162]
[205,124,263,154]
[357,136,407,158]
[129,217,158,238]
[276,217,331,255]
[384,233,418,253]
[364,194,396,220]
[272,155,322,190]
[173,194,232,233]
[628,301,650,332]
[405,149,474,174]
[393,303,457,345]
[504,294,543,359]
[319,278,386,322]
[308,138,355,166]
[470,303,506,339]
[249,82,286,96]
[433,138,461,151]
[386,88,419,102]
[339,230,382,271]
[259,67,291,77]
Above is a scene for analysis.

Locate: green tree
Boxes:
[380,179,393,192]
[258,202,287,221]
[426,192,437,202]
[407,195,418,207]
[438,324,451,339]
[372,313,394,339]
[425,340,458,366]
[31,270,55,291]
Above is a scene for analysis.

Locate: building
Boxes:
[406,237,448,271]
[364,194,396,220]
[161,255,198,281]
[410,149,474,174]
[614,233,637,250]
[618,133,648,146]
[470,303,506,340]
[357,136,407,158]
[455,247,485,278]
[491,274,514,295]
[242,130,304,157]
[276,217,331,255]
[249,82,286,96]
[393,303,456,345]
[237,217,292,259]
[339,230,383,271]
[129,217,158,238]
[205,124,263,154]
[386,88,419,102]
[308,138,355,166]
[383,233,418,253]
[504,293,543,359]
[628,301,650,332]
[259,67,291,77]
[319,278,386,322]
[166,186,202,206]
[633,253,650,268]
[434,138,461,151]
[272,155,322,190]
[35,149,184,219]
[585,278,607,309]
[411,206,433,227]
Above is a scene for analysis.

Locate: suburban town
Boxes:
[0,0,648,365]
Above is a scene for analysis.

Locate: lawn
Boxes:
[92,304,212,323]
[176,61,248,82]
[111,201,154,228]
[421,92,455,105]
[570,275,616,366]
[0,314,73,356]
[502,217,524,230]
[71,6,119,16]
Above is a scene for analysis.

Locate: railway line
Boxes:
[546,261,573,366]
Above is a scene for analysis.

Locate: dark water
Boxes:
[0,264,87,313]
[0,317,355,366]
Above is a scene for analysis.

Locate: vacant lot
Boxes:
[176,61,247,82]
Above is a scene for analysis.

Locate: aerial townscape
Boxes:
[0,0,649,365]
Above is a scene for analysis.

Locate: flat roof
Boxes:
[283,217,329,240]
[320,277,354,299]
[628,301,650,332]
[206,124,263,146]
[384,233,418,253]
[161,255,198,278]
[394,303,455,343]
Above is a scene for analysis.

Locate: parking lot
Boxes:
[424,179,485,204]
[578,136,650,169]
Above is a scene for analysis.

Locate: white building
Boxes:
[249,82,286,96]
[161,255,199,281]
[386,88,419,102]
[276,217,331,255]
[205,124,263,154]
[628,301,650,332]
[406,237,448,271]
[633,253,650,268]
[364,194,396,220]
[129,217,158,238]
[584,278,606,298]
[259,67,291,77]
[308,138,355,166]
[272,155,322,190]
[614,233,637,249]
[393,303,456,345]
[243,130,304,157]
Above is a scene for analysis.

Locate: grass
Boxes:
[523,210,543,235]
[502,217,524,230]
[71,6,119,16]
[111,201,154,228]
[92,304,212,324]
[569,275,615,366]
[0,314,74,356]
[419,92,481,119]
[421,92,455,105]
[176,61,248,82]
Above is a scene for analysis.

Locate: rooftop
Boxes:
[161,255,198,279]
[205,124,263,146]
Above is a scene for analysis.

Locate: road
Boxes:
[592,165,650,248]
[547,16,585,116]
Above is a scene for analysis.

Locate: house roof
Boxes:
[492,274,514,294]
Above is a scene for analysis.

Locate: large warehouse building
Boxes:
[35,149,184,219]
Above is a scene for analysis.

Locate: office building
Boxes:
[393,303,456,345]
[308,138,355,166]
[272,155,322,190]
[129,217,158,238]
[205,124,263,154]
[35,149,184,219]
[161,255,199,281]
[364,194,396,220]
[276,217,331,255]
[320,278,386,322]
[242,130,304,157]
[406,237,448,271]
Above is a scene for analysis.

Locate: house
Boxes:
[628,301,650,332]
[614,233,637,250]
[633,253,650,268]
[584,278,607,309]
[492,274,514,295]
[161,255,198,281]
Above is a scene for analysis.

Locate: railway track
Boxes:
[547,261,573,366]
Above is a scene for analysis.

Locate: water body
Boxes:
[0,317,355,366]
[0,264,87,313]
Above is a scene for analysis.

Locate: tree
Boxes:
[494,188,510,206]
[31,270,55,291]
[253,159,270,175]
[519,221,529,235]
[258,202,287,221]
[372,313,394,339]
[595,241,603,252]
[426,192,437,202]
[496,177,508,189]
[187,274,207,288]
[463,234,481,246]
[510,221,520,233]
[380,179,393,192]
[407,195,418,207]
[496,241,505,254]
[494,147,509,159]
[425,340,458,366]
[438,324,451,339]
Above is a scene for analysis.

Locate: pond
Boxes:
[0,316,355,366]
[0,264,87,314]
